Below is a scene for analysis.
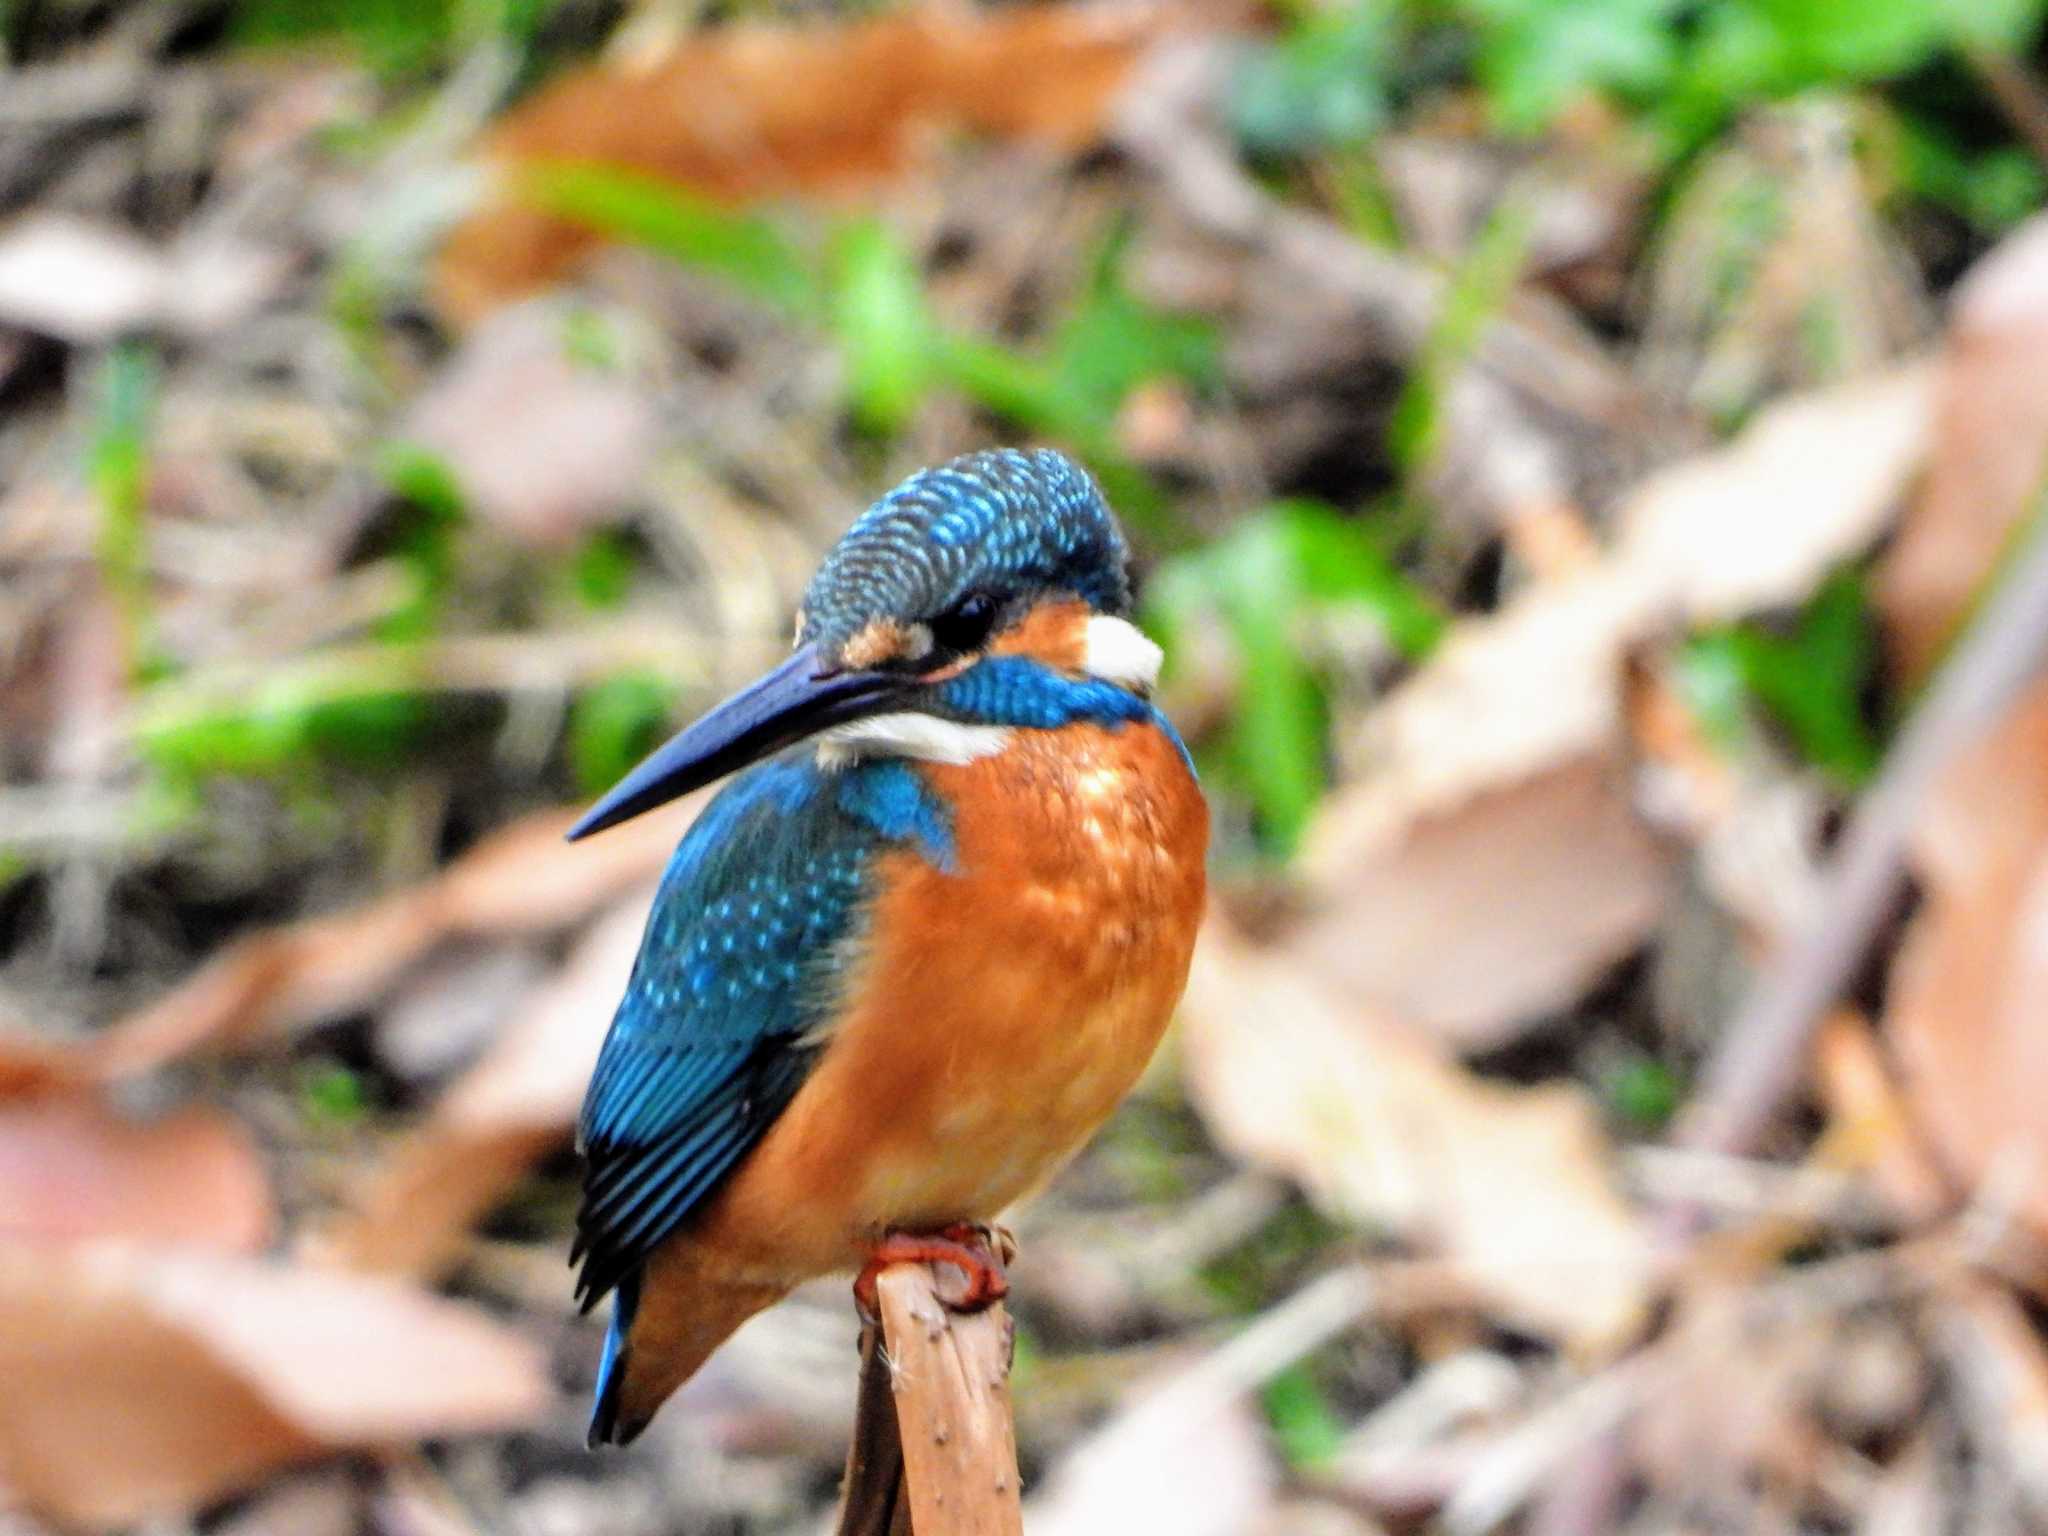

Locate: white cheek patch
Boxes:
[815,713,1012,769]
[1082,615,1163,691]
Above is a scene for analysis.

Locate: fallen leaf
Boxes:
[1030,1394,1274,1536]
[1298,752,1671,1051]
[1858,1434,1946,1536]
[1324,567,1645,845]
[322,895,652,1277]
[0,797,698,1095]
[1635,1275,1837,1507]
[0,1096,272,1252]
[1881,214,2048,683]
[0,1242,548,1527]
[403,301,658,548]
[375,942,549,1083]
[211,1471,362,1536]
[1615,363,1934,625]
[0,215,288,344]
[435,5,1157,320]
[1886,681,2048,1237]
[0,216,167,342]
[1309,365,1933,1049]
[1935,1275,2048,1518]
[1180,921,1652,1353]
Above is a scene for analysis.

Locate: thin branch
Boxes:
[1969,47,2048,174]
[1674,500,2048,1174]
[1528,505,2048,1536]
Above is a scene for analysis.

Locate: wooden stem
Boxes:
[835,1262,1023,1536]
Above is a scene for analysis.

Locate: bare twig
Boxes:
[1674,501,2048,1173]
[836,1264,1022,1536]
[1968,47,2048,174]
[1529,508,2048,1536]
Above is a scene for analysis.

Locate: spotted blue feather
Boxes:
[572,754,953,1316]
[799,449,1130,650]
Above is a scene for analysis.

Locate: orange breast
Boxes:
[692,718,1207,1280]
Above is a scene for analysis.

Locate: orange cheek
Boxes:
[988,599,1091,670]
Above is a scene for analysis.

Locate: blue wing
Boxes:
[571,753,951,1310]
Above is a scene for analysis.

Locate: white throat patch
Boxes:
[814,714,1012,770]
[1082,615,1163,691]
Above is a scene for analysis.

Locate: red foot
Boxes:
[854,1223,1011,1322]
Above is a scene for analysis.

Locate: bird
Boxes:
[566,446,1207,1447]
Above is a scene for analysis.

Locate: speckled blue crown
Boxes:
[799,448,1131,649]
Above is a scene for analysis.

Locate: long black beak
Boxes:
[566,645,906,840]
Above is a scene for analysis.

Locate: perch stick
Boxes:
[836,1261,1023,1536]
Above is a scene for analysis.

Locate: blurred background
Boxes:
[4,0,2048,1531]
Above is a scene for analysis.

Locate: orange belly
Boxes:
[685,717,1207,1281]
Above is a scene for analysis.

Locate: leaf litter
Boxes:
[4,4,2048,1534]
[0,1243,547,1528]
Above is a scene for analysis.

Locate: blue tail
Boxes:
[586,1269,640,1448]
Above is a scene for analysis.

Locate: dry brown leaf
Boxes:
[1635,1276,1836,1509]
[1811,1012,1948,1223]
[1886,681,2048,1237]
[1308,365,1933,1050]
[435,5,1158,321]
[0,797,698,1096]
[0,1242,548,1527]
[0,1097,272,1252]
[1297,752,1671,1051]
[1881,214,2048,683]
[322,894,652,1277]
[1180,922,1652,1353]
[403,302,657,548]
[1615,362,1934,624]
[1030,1395,1274,1536]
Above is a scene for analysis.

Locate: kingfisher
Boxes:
[566,447,1208,1447]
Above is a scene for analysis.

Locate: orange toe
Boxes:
[853,1226,1011,1321]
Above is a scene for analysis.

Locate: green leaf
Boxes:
[1263,1364,1347,1469]
[232,0,456,77]
[298,1058,372,1128]
[89,343,164,684]
[1753,0,1946,78]
[1214,523,1328,857]
[570,672,677,795]
[1730,569,1881,785]
[1673,632,1752,754]
[1272,499,1447,659]
[1148,501,1439,857]
[1603,1054,1681,1129]
[1945,0,2048,52]
[372,441,466,641]
[517,161,823,318]
[1392,193,1535,474]
[1232,0,1394,157]
[1682,568,1882,787]
[1656,3,1794,148]
[1469,0,1683,132]
[571,530,637,610]
[829,218,937,436]
[1047,223,1220,421]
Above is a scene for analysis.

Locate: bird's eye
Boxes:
[930,591,999,653]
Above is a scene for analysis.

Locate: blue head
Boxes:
[800,448,1129,652]
[569,449,1158,838]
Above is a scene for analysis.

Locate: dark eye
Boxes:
[930,591,999,653]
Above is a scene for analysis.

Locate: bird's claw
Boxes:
[853,1222,1012,1323]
